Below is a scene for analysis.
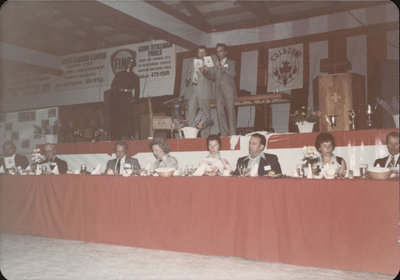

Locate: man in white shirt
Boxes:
[105,141,140,174]
[0,141,29,173]
[374,131,399,168]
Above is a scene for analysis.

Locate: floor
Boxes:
[0,233,396,280]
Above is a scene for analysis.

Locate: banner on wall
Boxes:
[4,40,176,99]
[267,43,303,92]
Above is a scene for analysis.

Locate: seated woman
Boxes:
[200,135,233,175]
[149,137,178,170]
[315,132,347,173]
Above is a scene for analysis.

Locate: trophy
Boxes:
[347,110,357,130]
[365,104,378,129]
[325,114,338,130]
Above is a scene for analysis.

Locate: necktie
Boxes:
[192,68,199,85]
[116,159,121,174]
[388,156,395,168]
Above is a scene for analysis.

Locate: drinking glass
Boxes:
[80,164,87,174]
[359,164,368,178]
[41,164,48,174]
[296,164,304,177]
[188,164,194,176]
[238,163,245,177]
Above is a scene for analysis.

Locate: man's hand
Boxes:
[200,65,208,74]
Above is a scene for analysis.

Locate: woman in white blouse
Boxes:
[200,135,233,175]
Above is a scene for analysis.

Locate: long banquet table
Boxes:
[0,175,399,275]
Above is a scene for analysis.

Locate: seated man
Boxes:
[39,143,68,174]
[0,140,29,173]
[374,131,399,168]
[105,141,140,174]
[234,133,282,176]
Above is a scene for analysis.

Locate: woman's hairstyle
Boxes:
[206,135,221,149]
[149,137,170,153]
[315,132,336,150]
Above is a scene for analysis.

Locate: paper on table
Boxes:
[204,56,214,68]
[0,165,5,174]
[250,163,259,177]
[194,59,203,69]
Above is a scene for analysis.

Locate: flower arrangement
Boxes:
[192,111,214,130]
[290,106,322,124]
[173,117,188,130]
[32,148,45,164]
[302,146,320,165]
[33,120,60,136]
[376,97,399,115]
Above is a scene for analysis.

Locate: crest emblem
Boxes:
[110,49,137,74]
[271,47,302,86]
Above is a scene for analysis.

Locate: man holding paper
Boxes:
[211,43,237,136]
[0,141,29,174]
[185,45,214,137]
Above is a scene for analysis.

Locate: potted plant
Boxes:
[290,106,321,133]
[175,111,214,138]
[302,146,320,178]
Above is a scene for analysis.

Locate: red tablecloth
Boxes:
[0,175,399,274]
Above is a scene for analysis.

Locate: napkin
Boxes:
[250,163,259,177]
[173,170,179,176]
[193,164,207,176]
[52,165,59,175]
[92,164,101,175]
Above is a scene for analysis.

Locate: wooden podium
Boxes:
[313,73,365,132]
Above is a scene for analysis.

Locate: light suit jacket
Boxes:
[211,58,237,99]
[186,60,214,100]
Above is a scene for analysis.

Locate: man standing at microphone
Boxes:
[110,57,140,140]
[213,43,237,136]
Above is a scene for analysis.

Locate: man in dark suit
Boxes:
[374,131,399,167]
[234,133,282,176]
[0,140,29,173]
[39,143,68,174]
[105,141,140,174]
[110,57,140,140]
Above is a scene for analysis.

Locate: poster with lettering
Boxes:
[108,40,176,97]
[267,43,303,92]
[3,40,176,100]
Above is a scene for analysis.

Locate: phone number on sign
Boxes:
[151,71,170,77]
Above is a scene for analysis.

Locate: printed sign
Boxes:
[267,43,303,92]
[3,40,176,100]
